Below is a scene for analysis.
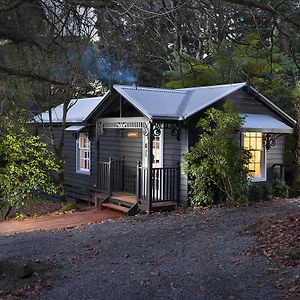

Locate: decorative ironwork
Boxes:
[153,123,161,137]
[171,123,181,141]
[263,133,284,150]
[117,122,127,128]
[142,122,149,136]
[97,122,105,137]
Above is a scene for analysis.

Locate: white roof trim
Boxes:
[241,114,293,134]
[65,125,86,132]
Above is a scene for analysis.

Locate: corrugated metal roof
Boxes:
[242,114,293,133]
[34,96,104,123]
[113,82,247,120]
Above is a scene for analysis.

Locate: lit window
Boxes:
[243,132,265,180]
[77,132,90,174]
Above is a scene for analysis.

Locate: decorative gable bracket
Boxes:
[263,133,284,150]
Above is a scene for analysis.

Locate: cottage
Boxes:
[35,82,295,215]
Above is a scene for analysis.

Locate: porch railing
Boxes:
[97,158,124,195]
[97,159,180,207]
[137,163,180,204]
[97,158,136,195]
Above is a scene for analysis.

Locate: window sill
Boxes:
[76,170,91,175]
[251,176,266,182]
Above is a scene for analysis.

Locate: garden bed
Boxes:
[4,199,95,221]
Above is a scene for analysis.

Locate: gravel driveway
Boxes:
[0,199,299,300]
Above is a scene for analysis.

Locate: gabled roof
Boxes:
[33,83,296,127]
[33,96,105,123]
[113,82,247,120]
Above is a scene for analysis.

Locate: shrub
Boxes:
[14,212,27,220]
[0,112,60,220]
[183,106,250,206]
[248,182,272,202]
[272,179,289,197]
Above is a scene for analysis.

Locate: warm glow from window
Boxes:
[243,132,263,177]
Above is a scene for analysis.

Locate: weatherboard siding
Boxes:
[99,128,142,193]
[227,91,286,179]
[38,126,96,202]
[163,128,188,206]
[98,129,142,165]
[227,90,279,118]
[266,135,285,179]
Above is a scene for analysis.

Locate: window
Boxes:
[243,132,266,181]
[77,132,90,174]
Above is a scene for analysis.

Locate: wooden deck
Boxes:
[100,191,177,214]
[111,192,136,205]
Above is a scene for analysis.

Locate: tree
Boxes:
[0,112,60,220]
[0,0,108,203]
[183,106,250,206]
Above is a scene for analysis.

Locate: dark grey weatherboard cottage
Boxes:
[35,82,295,214]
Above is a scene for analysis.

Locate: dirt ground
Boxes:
[0,198,299,300]
[5,199,95,221]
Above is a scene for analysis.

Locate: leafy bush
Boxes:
[0,112,60,219]
[183,106,250,206]
[14,212,27,220]
[248,182,272,202]
[272,179,289,198]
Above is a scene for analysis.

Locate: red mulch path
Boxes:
[0,208,123,236]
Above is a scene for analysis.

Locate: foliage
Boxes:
[163,52,220,88]
[60,202,77,212]
[248,179,289,202]
[248,182,272,202]
[183,106,250,206]
[14,212,27,220]
[272,179,289,198]
[0,112,60,219]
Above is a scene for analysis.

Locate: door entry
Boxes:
[142,130,163,199]
[142,131,163,168]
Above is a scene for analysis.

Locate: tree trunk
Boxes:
[294,102,300,167]
[58,170,66,206]
[4,205,12,219]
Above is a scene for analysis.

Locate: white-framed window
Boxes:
[76,132,91,174]
[243,132,266,181]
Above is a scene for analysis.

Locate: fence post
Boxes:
[147,124,153,213]
[136,161,141,204]
[176,162,180,204]
[122,155,125,191]
[108,157,112,196]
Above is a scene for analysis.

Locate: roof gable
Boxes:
[113,83,247,120]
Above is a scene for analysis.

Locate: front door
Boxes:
[142,130,163,199]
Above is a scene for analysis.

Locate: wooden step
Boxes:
[110,197,135,207]
[101,203,129,213]
[139,201,177,212]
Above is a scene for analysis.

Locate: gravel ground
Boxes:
[0,198,299,300]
